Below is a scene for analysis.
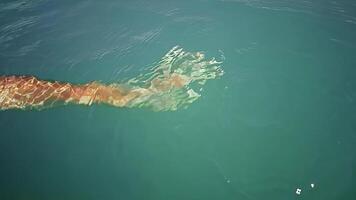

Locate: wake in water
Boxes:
[0,46,223,111]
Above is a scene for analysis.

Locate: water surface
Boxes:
[0,0,355,199]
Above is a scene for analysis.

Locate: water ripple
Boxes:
[133,27,162,44]
[220,0,356,24]
[0,0,46,12]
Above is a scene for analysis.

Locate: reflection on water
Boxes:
[0,46,223,111]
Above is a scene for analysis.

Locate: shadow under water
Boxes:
[0,46,224,111]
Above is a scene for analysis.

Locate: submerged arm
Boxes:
[0,47,223,111]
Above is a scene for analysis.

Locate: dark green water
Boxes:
[1,0,356,199]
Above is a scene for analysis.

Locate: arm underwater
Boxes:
[0,47,224,111]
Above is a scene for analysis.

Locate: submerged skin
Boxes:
[0,73,189,110]
[0,47,224,111]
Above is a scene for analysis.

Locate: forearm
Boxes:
[0,76,137,110]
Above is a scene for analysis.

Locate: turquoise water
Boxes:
[1,0,356,199]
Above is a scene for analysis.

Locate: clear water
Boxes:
[1,0,356,199]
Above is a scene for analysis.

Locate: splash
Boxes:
[0,46,224,111]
